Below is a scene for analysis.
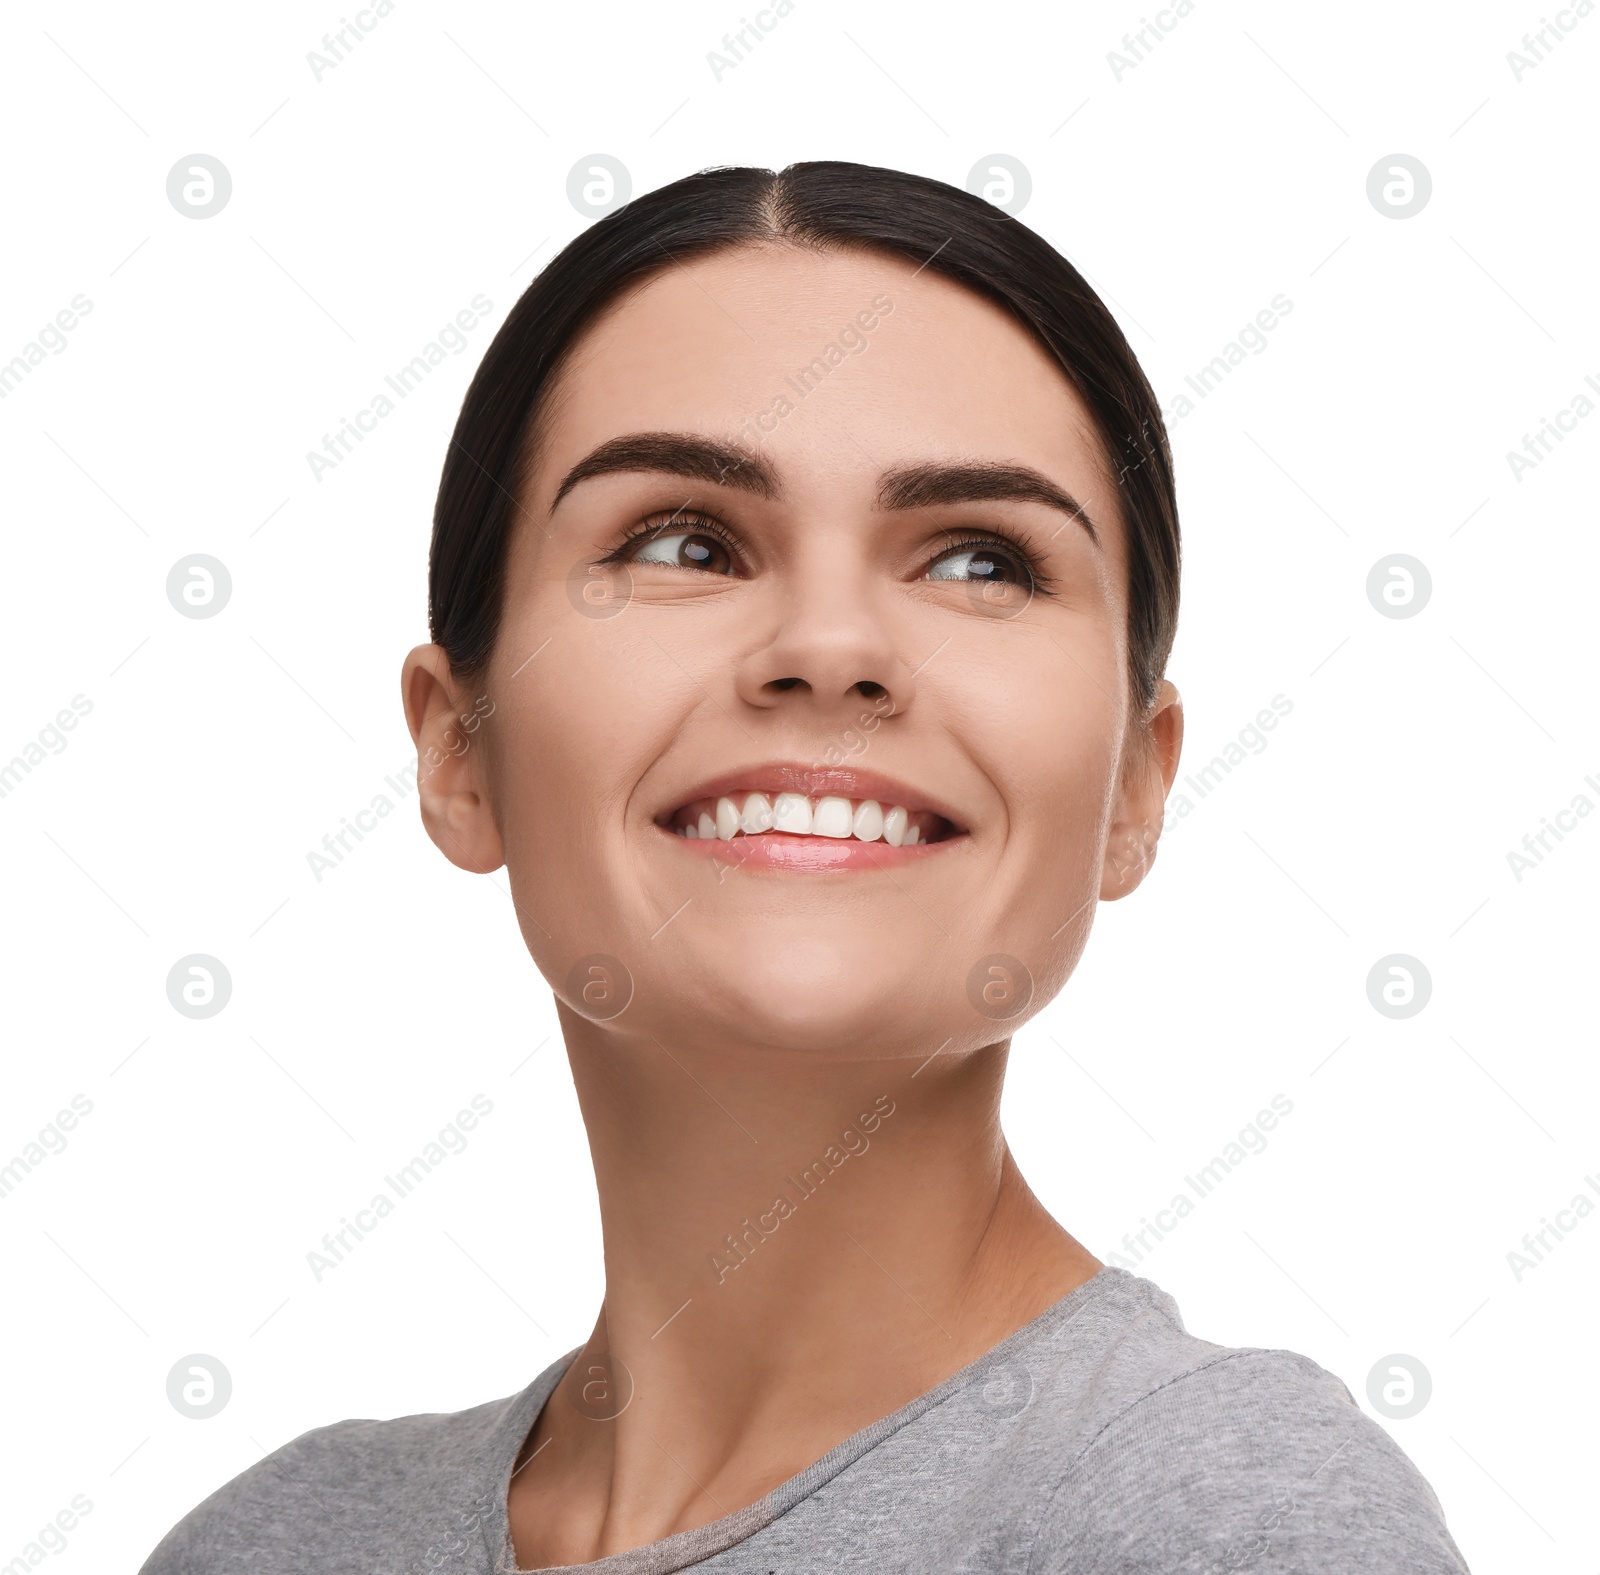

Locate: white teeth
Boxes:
[852,800,884,842]
[740,792,774,834]
[771,793,813,835]
[812,796,853,838]
[681,794,933,845]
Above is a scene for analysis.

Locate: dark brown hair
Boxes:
[429,161,1179,706]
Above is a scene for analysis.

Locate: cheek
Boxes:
[933,635,1126,994]
[944,634,1125,836]
[486,685,645,978]
[486,621,673,871]
[1006,712,1121,907]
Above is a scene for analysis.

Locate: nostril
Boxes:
[767,677,808,692]
[855,681,887,700]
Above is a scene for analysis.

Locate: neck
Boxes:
[508,1008,1101,1566]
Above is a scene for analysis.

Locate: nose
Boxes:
[733,567,917,720]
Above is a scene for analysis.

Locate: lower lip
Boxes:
[660,827,962,871]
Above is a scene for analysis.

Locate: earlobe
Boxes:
[400,644,507,876]
[1100,821,1160,901]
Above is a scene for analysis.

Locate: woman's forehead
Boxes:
[527,243,1119,513]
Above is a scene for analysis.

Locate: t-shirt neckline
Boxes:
[476,1264,1132,1574]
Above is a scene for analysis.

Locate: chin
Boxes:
[668,934,937,1058]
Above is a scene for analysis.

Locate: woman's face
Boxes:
[409,243,1180,1060]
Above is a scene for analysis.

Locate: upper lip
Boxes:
[656,762,967,831]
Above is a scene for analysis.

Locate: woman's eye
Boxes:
[924,543,1030,585]
[626,530,735,575]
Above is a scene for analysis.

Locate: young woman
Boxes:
[142,163,1469,1572]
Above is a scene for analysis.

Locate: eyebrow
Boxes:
[876,462,1099,546]
[550,431,1098,544]
[551,433,777,509]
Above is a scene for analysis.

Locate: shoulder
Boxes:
[1028,1334,1470,1572]
[136,1387,535,1575]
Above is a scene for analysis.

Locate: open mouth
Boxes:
[667,792,953,847]
[655,767,965,870]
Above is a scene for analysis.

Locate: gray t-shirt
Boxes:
[138,1267,1470,1572]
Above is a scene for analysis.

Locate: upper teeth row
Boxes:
[681,794,925,846]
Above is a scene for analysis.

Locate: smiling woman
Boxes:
[139,163,1469,1574]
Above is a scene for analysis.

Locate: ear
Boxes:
[400,644,506,875]
[1101,679,1183,902]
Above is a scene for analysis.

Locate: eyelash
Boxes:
[930,531,1056,594]
[598,510,1056,592]
[600,510,743,567]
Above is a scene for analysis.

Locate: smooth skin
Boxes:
[401,242,1183,1569]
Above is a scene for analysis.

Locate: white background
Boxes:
[2,1,1595,1570]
